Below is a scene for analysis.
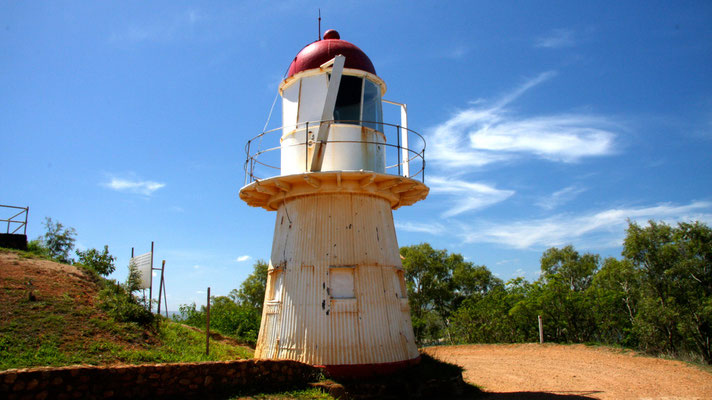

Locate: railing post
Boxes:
[396,125,401,176]
[305,122,309,172]
[422,150,426,183]
[24,207,28,235]
[245,140,252,185]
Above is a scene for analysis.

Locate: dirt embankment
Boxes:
[424,344,712,400]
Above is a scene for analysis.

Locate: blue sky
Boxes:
[3,1,711,309]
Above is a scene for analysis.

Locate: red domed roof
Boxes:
[287,30,376,78]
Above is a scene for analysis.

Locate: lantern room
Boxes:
[279,30,388,175]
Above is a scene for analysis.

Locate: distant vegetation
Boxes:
[402,220,712,365]
[174,260,267,345]
[173,219,711,365]
[15,215,709,370]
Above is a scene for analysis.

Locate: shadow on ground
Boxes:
[471,390,601,400]
[312,354,601,400]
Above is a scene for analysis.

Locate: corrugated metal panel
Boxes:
[254,191,418,366]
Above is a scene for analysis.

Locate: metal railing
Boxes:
[1,205,29,235]
[243,120,426,186]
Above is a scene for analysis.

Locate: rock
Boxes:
[4,373,18,384]
[26,379,39,390]
[12,381,25,392]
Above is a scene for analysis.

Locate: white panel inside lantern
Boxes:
[297,74,329,125]
[282,81,300,133]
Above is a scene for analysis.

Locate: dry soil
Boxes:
[424,344,712,400]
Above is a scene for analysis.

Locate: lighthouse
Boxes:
[239,29,429,377]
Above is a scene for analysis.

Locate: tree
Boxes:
[400,243,495,344]
[536,245,600,342]
[589,257,639,345]
[624,220,712,363]
[229,259,268,314]
[40,217,76,263]
[76,245,116,276]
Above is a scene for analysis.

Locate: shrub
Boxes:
[76,245,116,276]
[40,217,76,263]
[98,262,153,327]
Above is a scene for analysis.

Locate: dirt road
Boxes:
[424,344,712,400]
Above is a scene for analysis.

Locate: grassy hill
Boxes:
[0,248,253,370]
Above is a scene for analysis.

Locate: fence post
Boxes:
[538,315,544,344]
[206,287,211,356]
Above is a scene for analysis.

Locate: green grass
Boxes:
[0,319,253,370]
[227,387,334,400]
[1,247,254,370]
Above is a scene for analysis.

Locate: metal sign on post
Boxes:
[129,242,167,314]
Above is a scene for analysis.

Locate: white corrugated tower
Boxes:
[239,29,429,377]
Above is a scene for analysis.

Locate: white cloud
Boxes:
[535,29,576,49]
[460,201,712,249]
[427,71,618,168]
[193,265,201,269]
[469,114,616,162]
[536,186,587,210]
[429,176,514,217]
[235,255,251,262]
[103,177,165,196]
[395,221,446,235]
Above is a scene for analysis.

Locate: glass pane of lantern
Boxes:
[330,267,355,299]
[333,75,363,125]
[362,79,383,132]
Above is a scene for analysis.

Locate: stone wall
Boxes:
[0,359,321,400]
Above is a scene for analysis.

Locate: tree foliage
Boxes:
[400,243,501,344]
[28,217,77,263]
[175,259,268,344]
[229,259,268,314]
[442,220,712,364]
[41,217,76,263]
[76,245,116,276]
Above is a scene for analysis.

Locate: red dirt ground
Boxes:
[424,344,712,400]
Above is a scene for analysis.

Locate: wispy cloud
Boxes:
[535,29,576,49]
[395,221,446,236]
[429,176,514,217]
[103,176,165,196]
[110,9,206,43]
[460,201,712,249]
[235,255,251,262]
[427,71,618,168]
[536,185,587,210]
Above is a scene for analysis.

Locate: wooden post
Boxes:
[538,315,544,344]
[206,287,211,356]
[162,275,168,318]
[148,242,154,313]
[157,260,165,315]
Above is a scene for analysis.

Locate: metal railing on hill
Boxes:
[243,120,426,186]
[1,204,29,235]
